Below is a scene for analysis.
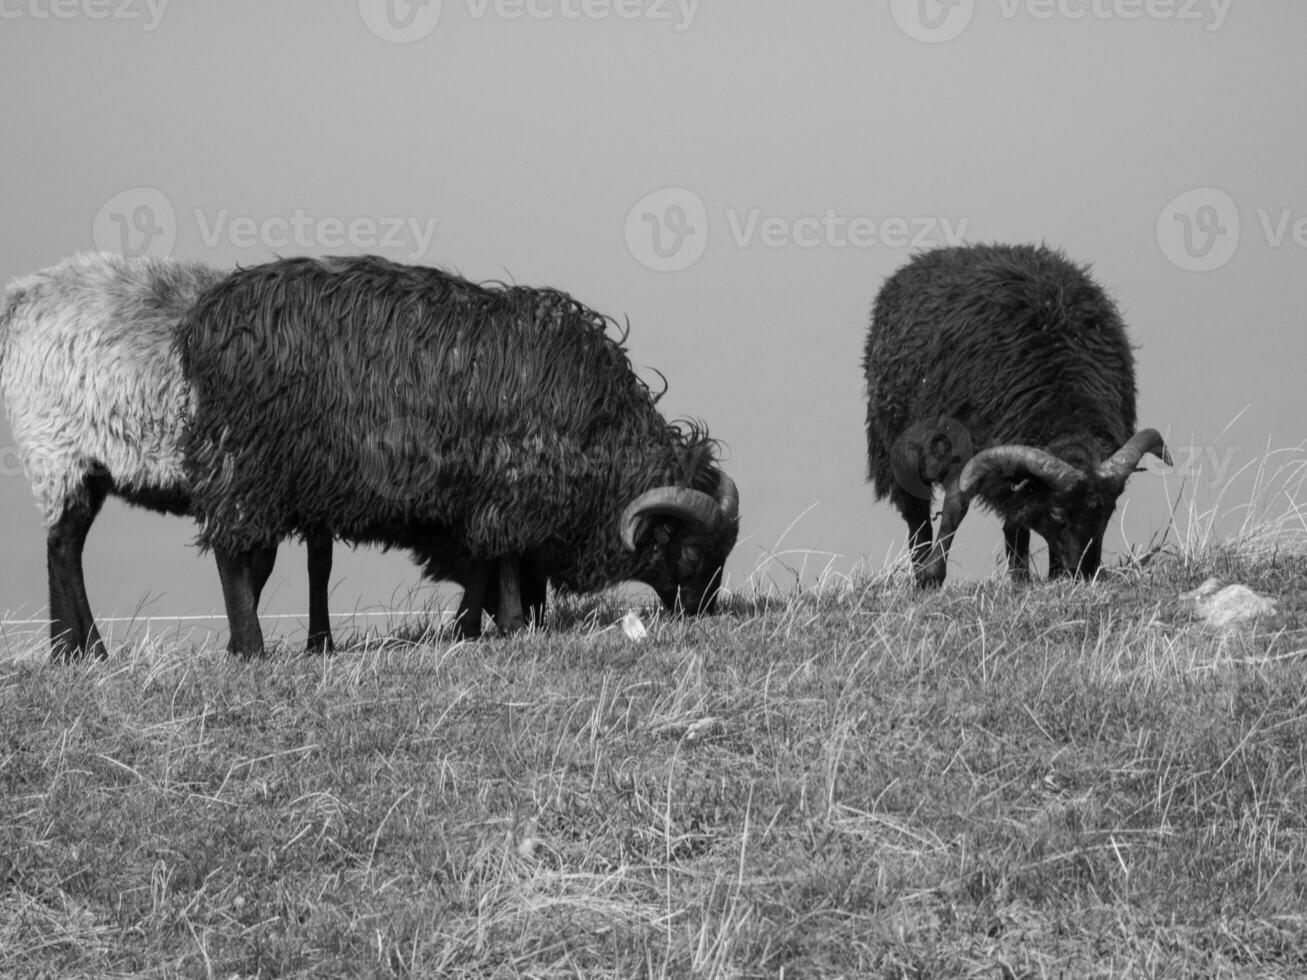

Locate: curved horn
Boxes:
[620,487,721,551]
[1097,428,1172,490]
[714,472,739,526]
[960,446,1086,500]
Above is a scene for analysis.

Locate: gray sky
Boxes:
[1,1,1303,649]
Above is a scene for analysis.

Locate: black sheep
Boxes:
[863,243,1170,586]
[178,256,738,655]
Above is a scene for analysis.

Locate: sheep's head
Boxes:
[959,429,1170,578]
[619,472,740,614]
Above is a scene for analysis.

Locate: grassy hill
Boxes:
[2,545,1305,978]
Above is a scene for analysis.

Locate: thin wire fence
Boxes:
[0,609,456,659]
[0,610,452,627]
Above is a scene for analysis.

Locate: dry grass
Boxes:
[2,537,1305,978]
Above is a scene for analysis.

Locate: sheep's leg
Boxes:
[453,560,491,640]
[66,475,109,657]
[46,521,85,660]
[215,545,265,657]
[520,552,547,628]
[922,480,969,587]
[893,490,935,588]
[47,476,109,661]
[453,554,535,638]
[494,554,526,634]
[1046,540,1067,579]
[249,544,277,606]
[1004,525,1032,582]
[482,562,499,626]
[305,530,335,653]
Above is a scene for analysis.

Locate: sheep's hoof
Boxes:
[914,564,947,589]
[451,617,483,642]
[227,641,267,659]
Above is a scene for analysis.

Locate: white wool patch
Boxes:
[0,251,224,526]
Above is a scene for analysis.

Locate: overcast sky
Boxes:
[1,1,1303,651]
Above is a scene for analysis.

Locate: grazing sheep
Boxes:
[178,255,739,656]
[0,252,337,659]
[863,242,1170,587]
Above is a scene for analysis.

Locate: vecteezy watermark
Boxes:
[890,0,975,43]
[359,0,698,39]
[725,209,971,251]
[360,416,443,502]
[92,187,440,261]
[93,187,178,259]
[624,186,972,272]
[353,423,694,503]
[892,0,1231,42]
[194,209,439,260]
[892,416,974,499]
[357,0,442,42]
[1168,443,1237,488]
[0,444,26,481]
[1155,188,1239,272]
[624,187,710,273]
[1156,187,1307,273]
[998,0,1231,30]
[464,0,700,30]
[0,0,170,30]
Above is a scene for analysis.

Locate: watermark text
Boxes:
[0,0,169,31]
[892,0,1230,43]
[625,186,971,272]
[92,187,440,261]
[195,209,438,260]
[357,0,698,42]
[1157,188,1307,272]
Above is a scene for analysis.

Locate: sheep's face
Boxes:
[1001,477,1119,578]
[621,472,740,615]
[637,518,738,615]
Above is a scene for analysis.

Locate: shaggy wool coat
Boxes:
[1,251,225,525]
[178,255,730,594]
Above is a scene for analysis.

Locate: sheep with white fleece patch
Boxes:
[0,251,334,660]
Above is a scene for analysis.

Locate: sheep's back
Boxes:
[179,256,679,565]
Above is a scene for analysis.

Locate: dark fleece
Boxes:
[178,255,726,593]
[863,242,1138,501]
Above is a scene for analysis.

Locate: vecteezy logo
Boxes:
[890,0,974,43]
[891,416,973,500]
[358,0,442,42]
[360,415,440,503]
[92,187,177,258]
[624,187,709,273]
[1155,187,1240,272]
